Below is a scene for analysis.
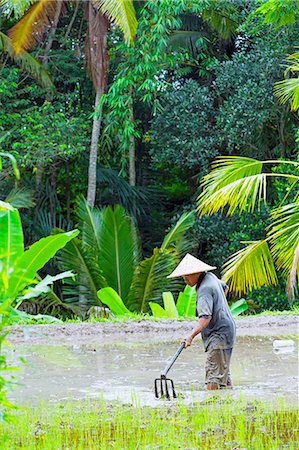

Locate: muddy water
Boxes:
[6,335,299,407]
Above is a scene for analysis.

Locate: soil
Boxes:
[6,314,299,345]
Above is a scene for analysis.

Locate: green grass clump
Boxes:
[1,397,298,449]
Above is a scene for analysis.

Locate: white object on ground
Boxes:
[272,339,295,349]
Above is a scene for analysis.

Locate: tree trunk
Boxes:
[129,106,136,186]
[85,4,109,207]
[43,1,63,65]
[87,90,103,206]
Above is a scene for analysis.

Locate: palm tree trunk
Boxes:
[85,3,108,207]
[43,1,63,65]
[87,90,103,206]
[128,90,136,186]
[129,125,136,186]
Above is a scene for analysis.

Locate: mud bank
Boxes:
[6,314,299,345]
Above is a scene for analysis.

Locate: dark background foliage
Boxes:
[1,0,298,314]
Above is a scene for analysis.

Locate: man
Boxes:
[167,253,236,390]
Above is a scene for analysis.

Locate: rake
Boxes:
[154,342,185,399]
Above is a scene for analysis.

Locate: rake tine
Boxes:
[154,379,159,398]
[160,378,164,398]
[170,379,177,398]
[164,379,170,399]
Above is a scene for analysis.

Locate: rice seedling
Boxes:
[1,396,298,449]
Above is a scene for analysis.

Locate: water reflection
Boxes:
[6,335,299,407]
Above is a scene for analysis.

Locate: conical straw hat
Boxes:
[167,253,216,278]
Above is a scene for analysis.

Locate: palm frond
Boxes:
[161,210,195,251]
[5,187,34,209]
[0,32,54,89]
[76,196,102,251]
[274,78,299,112]
[98,205,139,303]
[0,0,34,18]
[127,248,180,313]
[199,156,263,198]
[269,202,299,279]
[198,173,267,216]
[98,168,150,218]
[8,0,63,54]
[287,243,299,300]
[274,51,299,112]
[93,0,137,45]
[222,240,278,296]
[58,237,107,308]
[202,8,238,40]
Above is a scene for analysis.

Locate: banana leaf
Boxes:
[97,287,132,316]
[162,292,178,318]
[9,308,63,324]
[0,205,23,272]
[176,285,196,317]
[7,230,79,298]
[149,302,168,318]
[230,299,248,317]
[18,271,75,301]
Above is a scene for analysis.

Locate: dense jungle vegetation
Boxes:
[0,0,298,321]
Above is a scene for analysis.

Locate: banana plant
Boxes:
[59,198,196,313]
[97,286,248,318]
[149,289,248,318]
[0,201,79,307]
[197,156,299,299]
[97,287,133,317]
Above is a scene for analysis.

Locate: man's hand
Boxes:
[181,335,193,348]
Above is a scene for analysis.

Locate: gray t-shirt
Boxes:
[196,272,236,351]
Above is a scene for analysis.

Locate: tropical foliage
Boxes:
[0,0,298,313]
[274,51,299,112]
[59,199,195,314]
[97,285,248,318]
[197,156,299,299]
[0,202,79,309]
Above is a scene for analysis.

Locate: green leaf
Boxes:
[58,237,107,307]
[162,292,178,318]
[7,230,79,298]
[198,157,266,216]
[0,206,23,274]
[222,240,278,296]
[149,302,168,318]
[97,287,132,316]
[77,196,102,251]
[19,271,75,301]
[98,205,139,303]
[12,309,63,324]
[197,157,298,216]
[229,298,248,317]
[0,31,54,90]
[161,210,195,250]
[127,248,178,313]
[176,285,196,317]
[5,187,34,209]
[93,0,137,45]
[269,202,299,279]
[275,78,299,112]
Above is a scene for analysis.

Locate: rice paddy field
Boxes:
[1,396,298,449]
[2,316,298,449]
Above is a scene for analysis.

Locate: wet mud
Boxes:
[5,315,299,408]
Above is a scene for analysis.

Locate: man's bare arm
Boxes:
[181,317,211,348]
